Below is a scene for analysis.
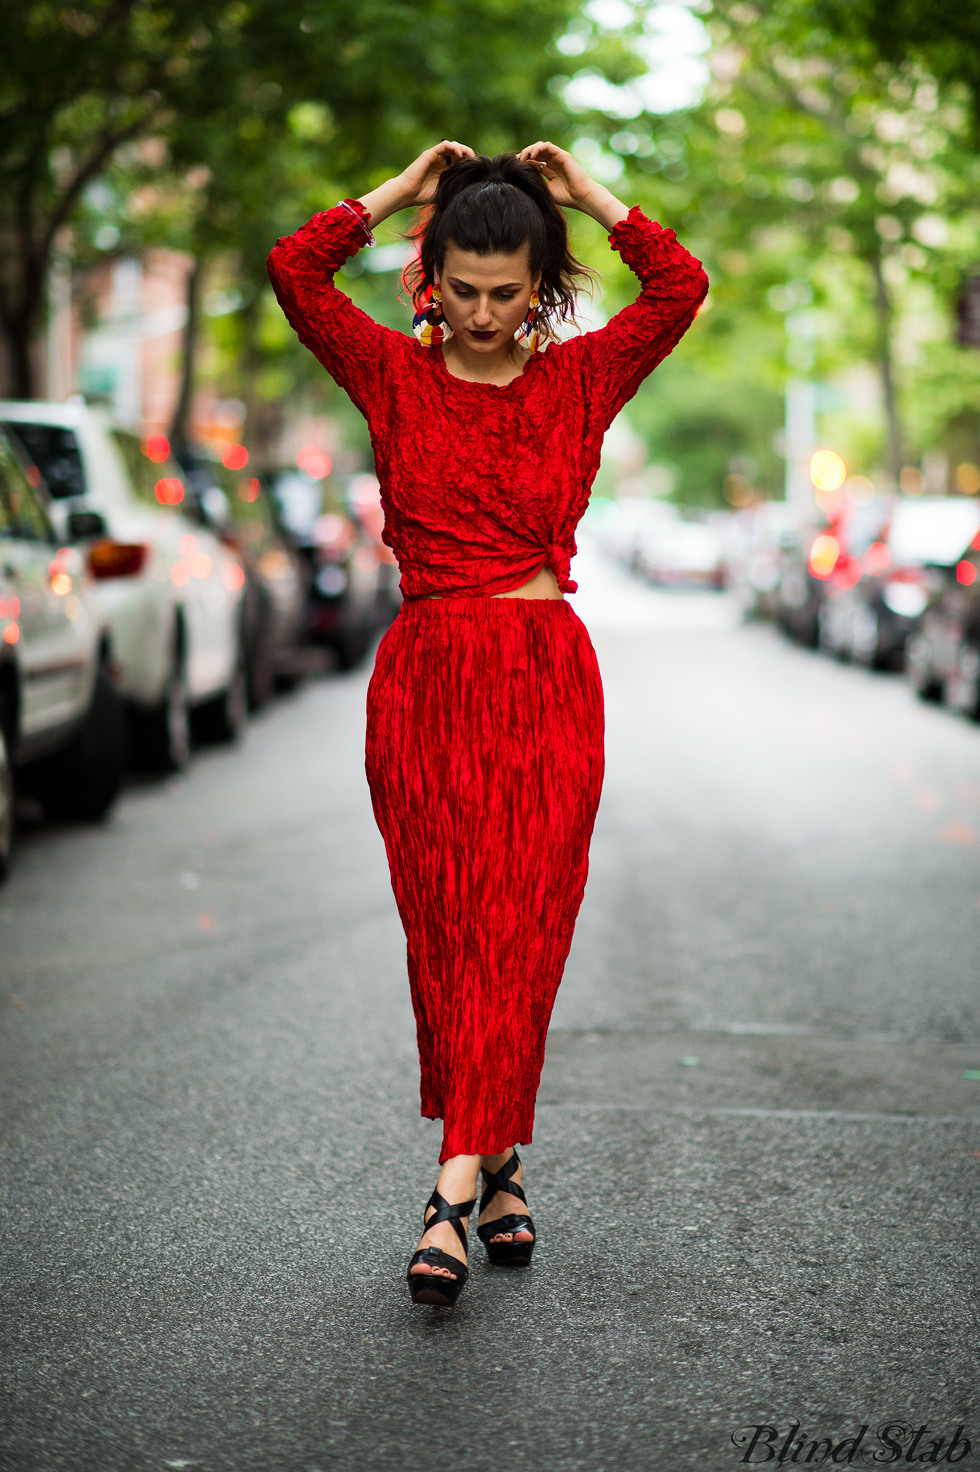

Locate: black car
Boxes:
[907,531,980,718]
[270,469,393,670]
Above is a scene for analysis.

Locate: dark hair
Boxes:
[404,153,594,338]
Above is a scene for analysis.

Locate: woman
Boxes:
[268,140,707,1307]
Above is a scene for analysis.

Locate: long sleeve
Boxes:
[267,200,401,418]
[572,207,708,430]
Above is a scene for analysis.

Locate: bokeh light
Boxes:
[810,450,847,493]
[809,534,840,579]
[221,561,246,591]
[143,433,171,463]
[155,477,184,505]
[956,561,978,585]
[955,463,980,495]
[296,445,332,479]
[222,444,249,470]
[238,477,260,503]
[863,541,891,574]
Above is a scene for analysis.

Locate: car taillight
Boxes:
[88,539,148,579]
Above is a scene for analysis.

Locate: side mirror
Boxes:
[67,510,108,541]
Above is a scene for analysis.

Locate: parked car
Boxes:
[723,502,798,620]
[587,496,680,569]
[270,470,390,670]
[776,497,890,649]
[818,497,980,669]
[907,526,980,717]
[0,426,125,878]
[180,453,307,706]
[1,401,247,770]
[635,515,724,589]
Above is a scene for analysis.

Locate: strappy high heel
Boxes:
[406,1187,476,1307]
[476,1150,536,1267]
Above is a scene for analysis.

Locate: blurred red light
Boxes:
[832,555,861,590]
[238,477,260,503]
[221,560,246,591]
[296,445,332,479]
[25,465,40,487]
[956,560,978,586]
[143,433,170,463]
[2,623,19,644]
[223,444,249,470]
[155,476,184,506]
[863,541,891,574]
[971,530,980,551]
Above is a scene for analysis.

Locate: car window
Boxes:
[111,429,188,508]
[888,498,980,566]
[2,421,86,499]
[0,434,54,541]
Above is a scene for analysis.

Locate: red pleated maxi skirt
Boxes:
[365,596,604,1162]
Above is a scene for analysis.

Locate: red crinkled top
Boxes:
[268,197,708,598]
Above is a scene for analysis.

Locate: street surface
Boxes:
[2,536,978,1471]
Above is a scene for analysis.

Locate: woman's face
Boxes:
[434,243,541,354]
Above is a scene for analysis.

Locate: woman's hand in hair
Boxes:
[358,142,475,227]
[518,142,628,231]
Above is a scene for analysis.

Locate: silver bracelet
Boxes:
[336,199,376,247]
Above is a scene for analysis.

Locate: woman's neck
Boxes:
[441,337,532,386]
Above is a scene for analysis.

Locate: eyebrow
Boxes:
[447,276,523,289]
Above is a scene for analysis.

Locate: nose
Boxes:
[472,295,494,326]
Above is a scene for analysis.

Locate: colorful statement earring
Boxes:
[413,284,453,347]
[515,291,540,354]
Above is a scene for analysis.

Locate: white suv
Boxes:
[1,401,246,769]
[0,427,124,878]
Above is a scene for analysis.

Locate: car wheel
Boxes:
[851,606,880,668]
[950,641,980,721]
[333,625,371,671]
[817,604,845,660]
[0,696,14,881]
[30,668,127,822]
[129,642,190,773]
[906,633,943,702]
[192,642,248,744]
[246,621,276,711]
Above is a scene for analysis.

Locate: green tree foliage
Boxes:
[802,0,980,130]
[556,2,979,504]
[1,0,639,399]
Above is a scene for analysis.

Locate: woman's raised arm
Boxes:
[267,143,475,417]
[518,141,708,427]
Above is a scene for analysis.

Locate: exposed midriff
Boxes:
[425,566,564,602]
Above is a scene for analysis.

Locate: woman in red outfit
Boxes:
[268,140,707,1306]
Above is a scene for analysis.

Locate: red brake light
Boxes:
[89,540,148,579]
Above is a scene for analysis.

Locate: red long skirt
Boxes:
[365,597,604,1162]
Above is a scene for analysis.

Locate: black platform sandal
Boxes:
[406,1188,476,1307]
[476,1151,536,1267]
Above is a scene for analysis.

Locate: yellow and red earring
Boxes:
[413,284,453,347]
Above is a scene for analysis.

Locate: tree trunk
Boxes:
[169,256,203,450]
[869,252,903,480]
[5,319,36,400]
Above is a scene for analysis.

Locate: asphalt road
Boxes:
[2,539,978,1472]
